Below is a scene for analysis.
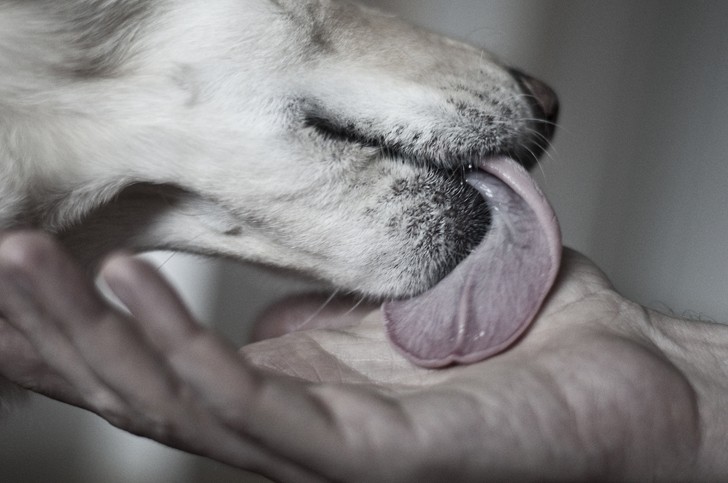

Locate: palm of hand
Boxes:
[243,251,699,481]
[0,234,713,482]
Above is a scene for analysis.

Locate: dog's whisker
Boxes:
[519,127,555,152]
[340,296,367,319]
[298,290,340,329]
[521,144,542,169]
[153,251,179,272]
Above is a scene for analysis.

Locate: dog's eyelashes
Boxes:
[304,115,414,164]
[303,116,367,146]
[304,115,440,170]
[302,109,548,174]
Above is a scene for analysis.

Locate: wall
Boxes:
[2,1,727,481]
[362,0,728,320]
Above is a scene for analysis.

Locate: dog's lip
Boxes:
[306,114,539,174]
[382,157,562,367]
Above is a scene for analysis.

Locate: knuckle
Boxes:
[143,412,181,443]
[90,389,185,443]
[90,391,127,424]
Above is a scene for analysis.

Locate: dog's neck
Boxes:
[0,117,248,267]
[54,184,240,267]
[0,72,233,266]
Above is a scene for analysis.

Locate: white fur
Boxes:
[1,0,547,298]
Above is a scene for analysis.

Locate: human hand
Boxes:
[0,231,726,482]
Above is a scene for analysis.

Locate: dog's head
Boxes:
[197,0,558,298]
[6,0,557,300]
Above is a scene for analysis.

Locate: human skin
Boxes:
[0,231,726,482]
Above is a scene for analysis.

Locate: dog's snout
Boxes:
[509,68,559,139]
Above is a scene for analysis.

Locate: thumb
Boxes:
[250,293,377,342]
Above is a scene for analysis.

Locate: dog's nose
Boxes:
[509,68,559,139]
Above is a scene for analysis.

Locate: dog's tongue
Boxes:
[382,157,561,367]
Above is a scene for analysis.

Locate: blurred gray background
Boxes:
[2,1,727,481]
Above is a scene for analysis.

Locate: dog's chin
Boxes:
[358,163,492,299]
[286,125,515,300]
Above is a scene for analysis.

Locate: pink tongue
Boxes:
[382,157,562,367]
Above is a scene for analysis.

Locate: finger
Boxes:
[0,231,109,321]
[100,253,203,349]
[0,254,125,410]
[0,316,76,402]
[0,314,40,369]
[101,252,264,404]
[0,232,181,411]
[0,234,405,480]
[99,254,253,404]
[166,336,416,480]
[251,293,378,341]
[100,255,409,479]
[533,248,618,325]
[555,248,614,294]
[0,240,328,481]
[97,256,354,481]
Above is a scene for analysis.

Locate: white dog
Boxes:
[0,0,557,302]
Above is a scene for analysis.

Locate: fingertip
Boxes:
[99,253,198,340]
[0,232,78,302]
[99,254,165,314]
[0,230,60,272]
[100,252,176,303]
[99,251,140,286]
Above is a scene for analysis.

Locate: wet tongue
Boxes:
[382,157,562,367]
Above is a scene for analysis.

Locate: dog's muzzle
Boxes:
[383,156,562,368]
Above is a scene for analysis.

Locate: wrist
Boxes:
[645,311,728,478]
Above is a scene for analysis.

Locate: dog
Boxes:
[0,0,557,304]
